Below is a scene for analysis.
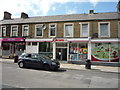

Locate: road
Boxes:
[1,62,119,88]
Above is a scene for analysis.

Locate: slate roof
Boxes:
[0,12,119,25]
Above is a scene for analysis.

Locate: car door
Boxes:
[24,54,33,67]
[31,54,43,68]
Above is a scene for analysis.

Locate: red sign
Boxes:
[53,39,65,42]
[2,38,24,42]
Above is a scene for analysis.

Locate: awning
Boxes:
[26,38,53,42]
[67,38,89,42]
[91,39,119,43]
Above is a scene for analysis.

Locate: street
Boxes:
[1,61,119,88]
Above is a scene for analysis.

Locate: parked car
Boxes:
[18,53,60,71]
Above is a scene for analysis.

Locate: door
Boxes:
[31,54,43,68]
[56,48,67,61]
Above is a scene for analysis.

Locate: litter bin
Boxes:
[14,55,18,63]
[85,59,91,69]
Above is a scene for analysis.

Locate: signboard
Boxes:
[2,38,24,42]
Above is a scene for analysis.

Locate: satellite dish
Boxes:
[42,24,46,30]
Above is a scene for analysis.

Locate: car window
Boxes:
[25,54,32,58]
[31,54,38,59]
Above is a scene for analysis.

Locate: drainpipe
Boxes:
[88,37,91,60]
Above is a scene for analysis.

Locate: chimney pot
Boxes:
[21,12,29,18]
[89,10,94,14]
[3,11,11,20]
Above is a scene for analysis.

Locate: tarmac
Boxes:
[0,58,120,73]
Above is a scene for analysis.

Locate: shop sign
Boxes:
[2,38,24,42]
[53,39,67,42]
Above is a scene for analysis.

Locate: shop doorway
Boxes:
[56,48,67,61]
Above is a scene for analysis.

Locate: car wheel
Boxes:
[44,64,50,71]
[19,62,24,68]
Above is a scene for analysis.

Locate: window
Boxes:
[22,25,29,36]
[49,24,56,37]
[99,22,110,37]
[32,42,37,46]
[11,25,18,36]
[1,26,6,37]
[64,24,73,37]
[80,23,89,37]
[35,24,43,37]
[118,22,120,38]
[39,42,51,52]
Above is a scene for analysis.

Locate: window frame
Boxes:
[22,25,29,37]
[64,23,74,37]
[118,21,120,38]
[35,24,44,37]
[79,22,90,37]
[1,26,6,37]
[11,25,18,37]
[98,22,110,38]
[49,23,57,37]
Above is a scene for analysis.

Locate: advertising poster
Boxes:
[91,43,119,62]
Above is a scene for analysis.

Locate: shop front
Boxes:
[26,39,53,58]
[2,38,25,58]
[67,38,89,61]
[91,39,119,62]
[52,38,89,61]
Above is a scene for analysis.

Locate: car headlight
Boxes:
[52,62,56,65]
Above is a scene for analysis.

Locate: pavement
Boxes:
[0,58,120,73]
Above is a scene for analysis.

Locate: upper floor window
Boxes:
[64,23,73,37]
[11,25,18,37]
[1,26,6,37]
[80,23,89,37]
[98,22,110,37]
[35,24,43,37]
[22,25,29,37]
[49,24,56,37]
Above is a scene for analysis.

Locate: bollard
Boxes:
[14,55,18,63]
[85,59,91,69]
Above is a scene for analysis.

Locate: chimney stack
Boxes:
[21,12,29,18]
[3,11,11,20]
[89,10,94,14]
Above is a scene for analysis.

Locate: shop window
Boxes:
[64,24,73,37]
[22,25,29,37]
[27,42,31,46]
[69,43,88,61]
[11,25,18,37]
[98,22,110,37]
[32,42,37,46]
[39,42,51,52]
[49,24,56,37]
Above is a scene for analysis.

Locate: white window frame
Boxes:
[79,22,90,37]
[22,25,29,37]
[98,22,110,38]
[11,25,18,37]
[49,23,57,37]
[64,23,74,37]
[35,24,44,37]
[1,26,6,37]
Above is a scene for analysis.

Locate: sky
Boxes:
[0,0,118,20]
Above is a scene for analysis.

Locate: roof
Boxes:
[0,12,119,25]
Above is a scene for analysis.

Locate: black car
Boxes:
[18,53,60,71]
